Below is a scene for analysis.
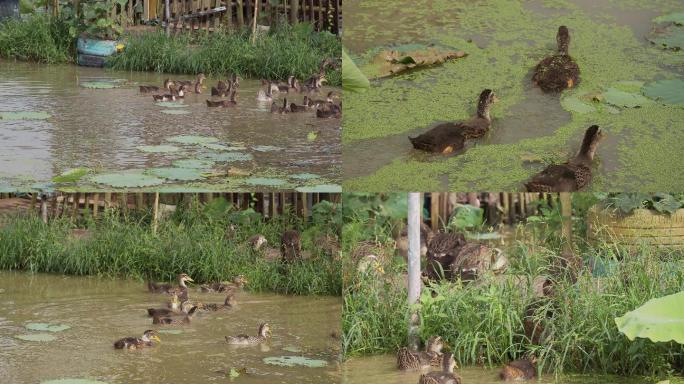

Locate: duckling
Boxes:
[303,73,327,91]
[225,323,272,345]
[525,125,604,192]
[114,330,161,350]
[289,100,309,112]
[281,230,302,263]
[200,275,248,292]
[418,353,461,384]
[500,356,537,381]
[152,93,177,102]
[206,89,238,107]
[423,232,467,281]
[147,291,182,317]
[163,78,175,90]
[147,273,194,295]
[532,26,580,93]
[397,336,445,370]
[271,98,290,114]
[153,305,197,325]
[277,76,294,92]
[316,102,341,118]
[197,292,237,311]
[139,85,160,93]
[395,221,434,260]
[176,73,206,87]
[194,80,203,94]
[409,89,498,154]
[261,79,280,94]
[311,91,336,106]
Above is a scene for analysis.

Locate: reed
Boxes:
[0,14,74,63]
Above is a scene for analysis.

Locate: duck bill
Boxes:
[492,95,500,103]
[152,336,161,343]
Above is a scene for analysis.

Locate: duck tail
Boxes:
[113,340,125,349]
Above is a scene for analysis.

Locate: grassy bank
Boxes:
[342,218,684,377]
[0,198,341,296]
[0,15,341,85]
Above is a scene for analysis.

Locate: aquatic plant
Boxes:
[0,14,75,63]
[0,197,341,296]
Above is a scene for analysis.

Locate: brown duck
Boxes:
[418,353,461,384]
[525,125,604,192]
[316,102,341,118]
[409,89,498,154]
[281,230,302,263]
[206,90,238,107]
[153,305,197,325]
[423,232,467,280]
[532,26,580,93]
[271,98,290,114]
[397,336,445,371]
[114,330,161,350]
[500,356,537,381]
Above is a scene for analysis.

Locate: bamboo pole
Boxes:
[251,0,259,44]
[152,192,159,234]
[290,0,298,24]
[407,192,421,351]
[165,0,171,35]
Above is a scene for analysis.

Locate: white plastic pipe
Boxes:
[407,192,421,350]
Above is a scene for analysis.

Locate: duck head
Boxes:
[224,293,237,306]
[258,323,272,338]
[557,25,570,55]
[477,89,499,120]
[426,335,444,353]
[177,273,194,287]
[164,78,175,90]
[233,274,248,287]
[196,73,206,84]
[142,330,161,343]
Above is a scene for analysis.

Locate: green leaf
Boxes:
[172,159,215,169]
[616,291,684,344]
[642,79,684,106]
[296,184,342,193]
[167,135,219,145]
[561,96,596,114]
[307,131,319,141]
[137,145,180,153]
[52,168,90,183]
[262,356,328,368]
[147,167,206,181]
[160,109,190,115]
[648,24,684,50]
[15,333,57,342]
[26,323,71,332]
[611,193,649,214]
[245,177,289,187]
[654,12,684,26]
[89,172,165,188]
[448,204,484,230]
[602,87,654,108]
[651,194,681,214]
[342,49,370,93]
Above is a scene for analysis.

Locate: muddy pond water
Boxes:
[0,61,340,192]
[341,354,654,384]
[343,0,684,191]
[0,272,341,383]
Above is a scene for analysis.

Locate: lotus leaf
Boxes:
[137,145,180,153]
[52,168,90,183]
[343,49,370,92]
[155,102,188,108]
[245,177,288,187]
[90,172,165,188]
[561,96,596,114]
[602,88,653,108]
[172,159,215,169]
[263,356,328,368]
[26,323,71,332]
[161,109,190,115]
[642,79,684,106]
[167,135,219,145]
[15,333,57,342]
[295,184,342,193]
[290,173,320,180]
[203,152,254,162]
[615,291,684,344]
[147,167,206,181]
[359,43,467,79]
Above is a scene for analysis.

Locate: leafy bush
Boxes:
[597,193,684,215]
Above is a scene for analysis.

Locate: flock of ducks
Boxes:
[113,229,304,350]
[138,59,341,119]
[409,26,605,192]
[398,336,537,383]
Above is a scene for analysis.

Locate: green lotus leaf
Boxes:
[290,173,321,180]
[89,172,165,188]
[200,143,244,151]
[79,81,123,89]
[560,96,596,114]
[158,329,182,335]
[147,167,206,181]
[648,24,684,50]
[137,145,181,153]
[26,323,71,332]
[167,135,219,144]
[654,13,684,25]
[263,355,328,368]
[642,79,684,106]
[295,184,342,193]
[161,109,190,115]
[342,48,370,93]
[307,131,319,141]
[155,102,188,108]
[0,111,51,120]
[252,145,282,152]
[15,333,57,342]
[602,87,654,108]
[203,152,254,162]
[615,291,684,344]
[282,345,302,353]
[52,168,90,183]
[172,159,215,169]
[245,177,289,187]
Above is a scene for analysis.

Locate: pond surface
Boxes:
[341,355,654,384]
[343,0,684,191]
[0,272,341,383]
[0,61,341,192]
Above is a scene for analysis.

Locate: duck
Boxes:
[196,291,237,311]
[271,98,290,114]
[524,125,604,192]
[316,102,341,118]
[423,232,467,280]
[249,234,268,251]
[409,89,498,154]
[206,89,238,107]
[212,75,237,97]
[152,93,177,102]
[172,84,187,98]
[200,275,248,292]
[395,221,434,260]
[312,91,336,106]
[147,273,194,300]
[176,73,206,88]
[152,84,187,102]
[397,336,445,370]
[194,80,203,94]
[281,230,302,263]
[302,73,327,92]
[153,305,197,325]
[532,26,580,93]
[418,353,461,384]
[500,356,537,381]
[163,78,175,90]
[147,291,182,317]
[225,323,272,345]
[114,330,161,349]
[139,85,160,93]
[289,100,310,112]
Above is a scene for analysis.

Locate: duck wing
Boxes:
[525,164,579,192]
[533,55,580,92]
[409,123,466,153]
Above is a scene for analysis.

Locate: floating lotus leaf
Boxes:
[79,81,123,89]
[282,345,302,353]
[296,184,342,193]
[200,143,244,151]
[158,329,182,335]
[0,111,51,120]
[155,102,188,108]
[15,333,57,342]
[172,159,215,169]
[359,43,467,79]
[561,96,596,114]
[263,356,328,368]
[252,145,282,152]
[26,323,71,332]
[203,152,254,162]
[642,79,684,106]
[52,168,90,183]
[654,13,684,25]
[147,167,206,181]
[30,182,55,192]
[307,131,319,141]
[90,172,165,188]
[648,24,684,50]
[137,145,180,153]
[602,88,654,108]
[615,291,684,344]
[245,177,288,187]
[290,173,320,180]
[161,109,190,115]
[343,48,370,92]
[167,135,220,144]
[41,380,109,384]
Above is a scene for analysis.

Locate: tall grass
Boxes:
[108,24,341,85]
[0,14,75,63]
[0,198,341,296]
[342,218,684,377]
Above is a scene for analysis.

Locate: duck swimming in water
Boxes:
[409,89,498,154]
[418,353,461,384]
[147,291,182,317]
[225,323,272,345]
[114,330,161,350]
[532,26,580,93]
[200,275,248,292]
[397,336,445,371]
[153,306,198,325]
